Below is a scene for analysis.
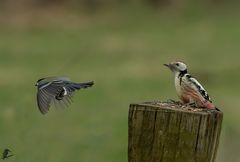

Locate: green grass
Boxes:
[0,5,240,162]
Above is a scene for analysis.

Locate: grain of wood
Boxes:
[128,101,223,162]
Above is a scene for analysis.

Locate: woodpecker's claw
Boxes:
[184,102,198,108]
[167,99,182,105]
[215,107,220,111]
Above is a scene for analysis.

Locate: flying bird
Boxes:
[164,61,216,109]
[35,77,94,114]
[2,149,13,160]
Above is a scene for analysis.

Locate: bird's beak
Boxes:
[163,63,174,71]
[163,63,170,67]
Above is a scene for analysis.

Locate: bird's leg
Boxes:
[167,99,182,105]
[215,107,220,111]
[202,107,220,112]
[184,102,198,108]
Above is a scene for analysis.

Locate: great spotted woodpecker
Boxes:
[164,61,216,109]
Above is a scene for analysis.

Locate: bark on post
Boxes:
[128,101,223,162]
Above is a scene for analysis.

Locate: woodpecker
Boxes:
[164,61,216,109]
[35,77,94,114]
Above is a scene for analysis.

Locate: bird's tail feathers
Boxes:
[73,81,94,89]
[204,101,216,109]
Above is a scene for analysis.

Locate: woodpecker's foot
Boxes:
[167,99,182,105]
[184,102,198,108]
[215,107,220,111]
[202,107,220,113]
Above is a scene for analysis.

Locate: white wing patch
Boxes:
[63,87,68,95]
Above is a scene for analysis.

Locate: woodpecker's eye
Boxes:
[176,63,179,66]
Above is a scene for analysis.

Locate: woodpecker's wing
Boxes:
[37,80,65,114]
[183,74,212,102]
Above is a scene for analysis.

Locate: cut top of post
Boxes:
[128,101,223,162]
[130,101,222,116]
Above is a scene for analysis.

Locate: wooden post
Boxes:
[128,101,223,162]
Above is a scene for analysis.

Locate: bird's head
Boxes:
[164,61,187,74]
[35,78,45,86]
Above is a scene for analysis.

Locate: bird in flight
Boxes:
[1,149,13,160]
[35,77,94,114]
[164,61,216,109]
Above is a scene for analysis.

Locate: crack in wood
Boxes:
[195,115,202,152]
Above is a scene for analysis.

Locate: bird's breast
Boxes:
[174,76,182,96]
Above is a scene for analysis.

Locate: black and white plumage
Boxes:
[35,77,94,114]
[185,74,212,102]
[164,61,215,109]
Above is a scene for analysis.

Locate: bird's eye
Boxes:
[176,63,179,66]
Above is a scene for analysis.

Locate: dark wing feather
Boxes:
[37,81,65,114]
[52,92,73,109]
[37,89,51,114]
[52,86,74,108]
[37,80,94,114]
[51,81,94,109]
[65,81,94,92]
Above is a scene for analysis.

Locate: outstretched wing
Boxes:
[65,81,94,92]
[37,81,65,114]
[51,81,94,109]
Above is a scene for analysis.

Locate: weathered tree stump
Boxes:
[128,101,223,162]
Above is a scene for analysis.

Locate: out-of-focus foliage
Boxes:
[1,0,238,10]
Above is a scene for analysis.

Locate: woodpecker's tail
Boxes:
[72,81,94,90]
[203,101,216,109]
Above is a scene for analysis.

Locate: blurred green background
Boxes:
[0,0,239,161]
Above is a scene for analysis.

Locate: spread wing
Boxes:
[51,87,74,110]
[65,81,94,92]
[37,80,94,114]
[52,81,94,109]
[37,81,65,114]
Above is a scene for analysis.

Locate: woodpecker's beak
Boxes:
[164,63,174,71]
[163,64,169,67]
